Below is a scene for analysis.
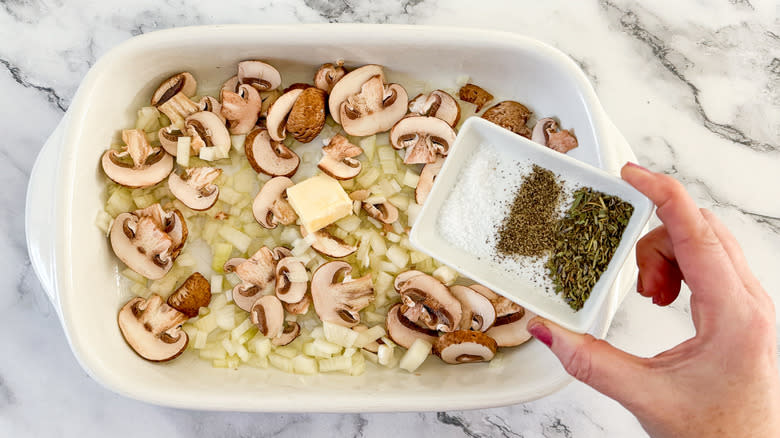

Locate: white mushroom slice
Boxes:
[385,303,438,349]
[151,72,199,128]
[238,60,282,92]
[167,272,212,318]
[167,167,222,211]
[314,61,347,94]
[391,116,457,165]
[394,270,425,292]
[283,294,311,315]
[433,330,497,364]
[118,294,189,362]
[469,284,522,318]
[221,84,262,135]
[328,64,385,124]
[184,111,231,154]
[224,247,277,311]
[272,322,301,346]
[252,176,297,228]
[450,285,496,332]
[250,295,284,338]
[265,88,304,142]
[349,189,370,201]
[198,96,225,123]
[485,307,535,347]
[300,226,357,258]
[157,126,184,156]
[311,261,374,327]
[415,157,445,204]
[362,199,398,224]
[221,75,240,94]
[230,283,262,313]
[134,204,188,258]
[408,90,461,127]
[398,274,462,333]
[272,246,293,261]
[318,134,363,180]
[339,76,408,136]
[275,257,308,303]
[244,128,300,177]
[101,129,173,188]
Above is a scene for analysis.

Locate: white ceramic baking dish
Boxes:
[25,24,641,412]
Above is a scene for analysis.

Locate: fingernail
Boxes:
[528,322,553,348]
[625,162,649,172]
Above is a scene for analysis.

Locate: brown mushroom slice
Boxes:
[311,261,374,328]
[408,90,461,127]
[238,60,282,92]
[221,75,240,94]
[394,270,425,292]
[415,157,445,204]
[272,246,293,261]
[275,257,308,303]
[167,272,212,318]
[314,61,347,94]
[197,96,225,124]
[398,274,462,332]
[469,284,522,319]
[385,303,438,349]
[157,127,184,156]
[433,330,497,364]
[184,111,231,154]
[101,129,174,188]
[118,294,188,362]
[348,189,370,202]
[265,88,304,142]
[390,116,457,165]
[224,247,277,311]
[328,64,385,124]
[151,72,200,127]
[221,84,262,135]
[134,204,188,259]
[167,166,222,211]
[300,226,356,258]
[283,294,311,315]
[450,285,496,332]
[252,176,297,228]
[458,83,493,112]
[482,101,533,138]
[287,87,327,143]
[272,322,301,346]
[244,128,300,177]
[485,307,535,347]
[250,295,284,338]
[531,117,579,153]
[339,76,408,136]
[362,199,399,224]
[318,134,363,180]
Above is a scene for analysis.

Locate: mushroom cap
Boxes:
[457,83,493,112]
[198,95,224,120]
[362,200,399,224]
[252,176,297,228]
[433,330,497,364]
[275,256,308,303]
[221,75,240,94]
[469,284,522,318]
[311,261,374,327]
[283,294,311,315]
[390,116,457,165]
[287,87,327,143]
[167,166,222,211]
[101,129,173,188]
[117,295,188,362]
[408,90,461,127]
[272,322,301,346]
[237,60,282,92]
[157,127,183,156]
[339,77,408,137]
[394,270,425,291]
[318,134,363,180]
[328,64,385,124]
[314,61,347,94]
[265,88,304,142]
[449,285,496,332]
[484,307,535,347]
[167,272,212,318]
[385,303,438,349]
[398,274,462,332]
[300,226,357,258]
[224,247,277,311]
[250,295,284,338]
[481,101,533,137]
[151,72,197,106]
[415,156,445,204]
[185,111,231,153]
[220,84,262,135]
[244,128,300,177]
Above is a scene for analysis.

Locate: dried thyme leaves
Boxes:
[546,188,634,310]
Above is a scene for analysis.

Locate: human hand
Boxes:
[526,163,780,438]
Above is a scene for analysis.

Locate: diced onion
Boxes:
[323,322,359,348]
[377,344,395,366]
[269,353,295,373]
[399,339,432,372]
[432,265,459,286]
[353,325,386,348]
[211,275,224,294]
[231,134,246,153]
[386,245,409,269]
[177,136,191,167]
[318,355,352,372]
[218,225,252,253]
[293,355,318,375]
[402,169,420,188]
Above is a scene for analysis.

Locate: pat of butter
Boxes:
[287,175,354,233]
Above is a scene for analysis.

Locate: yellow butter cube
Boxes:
[287,175,354,233]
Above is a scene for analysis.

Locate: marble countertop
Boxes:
[2,0,778,436]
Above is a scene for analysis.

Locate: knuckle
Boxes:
[564,336,597,383]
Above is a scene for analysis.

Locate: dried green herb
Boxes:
[546,187,634,310]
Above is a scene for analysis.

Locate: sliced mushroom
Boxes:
[272,322,301,346]
[167,272,212,318]
[151,72,200,128]
[250,295,284,338]
[485,307,535,347]
[272,246,293,261]
[390,116,457,164]
[184,111,231,154]
[482,101,532,138]
[449,285,496,332]
[339,75,408,136]
[265,88,304,142]
[408,90,461,127]
[101,129,173,188]
[349,189,370,201]
[314,61,347,94]
[117,294,188,362]
[385,303,438,349]
[221,83,262,135]
[415,157,445,204]
[167,166,222,211]
[224,247,277,311]
[300,226,357,258]
[275,257,308,303]
[237,60,282,92]
[244,128,300,177]
[287,87,327,143]
[311,261,374,327]
[221,75,240,94]
[469,284,522,319]
[252,176,297,228]
[531,117,578,153]
[433,330,497,364]
[109,204,187,280]
[458,83,493,112]
[328,64,385,124]
[362,199,399,224]
[157,126,185,156]
[398,274,462,333]
[394,270,425,292]
[283,294,311,315]
[318,134,363,180]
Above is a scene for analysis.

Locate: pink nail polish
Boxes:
[528,323,553,348]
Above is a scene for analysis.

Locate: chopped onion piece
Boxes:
[231,134,246,153]
[312,338,343,356]
[406,202,422,226]
[402,169,420,188]
[269,353,294,373]
[218,225,252,253]
[176,136,191,166]
[249,337,272,357]
[399,338,432,372]
[231,318,253,340]
[318,355,352,372]
[385,232,401,243]
[359,135,377,160]
[386,245,409,269]
[377,344,395,366]
[293,354,318,375]
[211,275,224,294]
[274,346,299,359]
[194,330,208,349]
[95,210,113,235]
[432,265,459,286]
[353,325,386,348]
[323,321,359,348]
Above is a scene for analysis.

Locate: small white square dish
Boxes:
[410,117,653,333]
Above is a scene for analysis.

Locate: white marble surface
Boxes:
[2,0,779,436]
